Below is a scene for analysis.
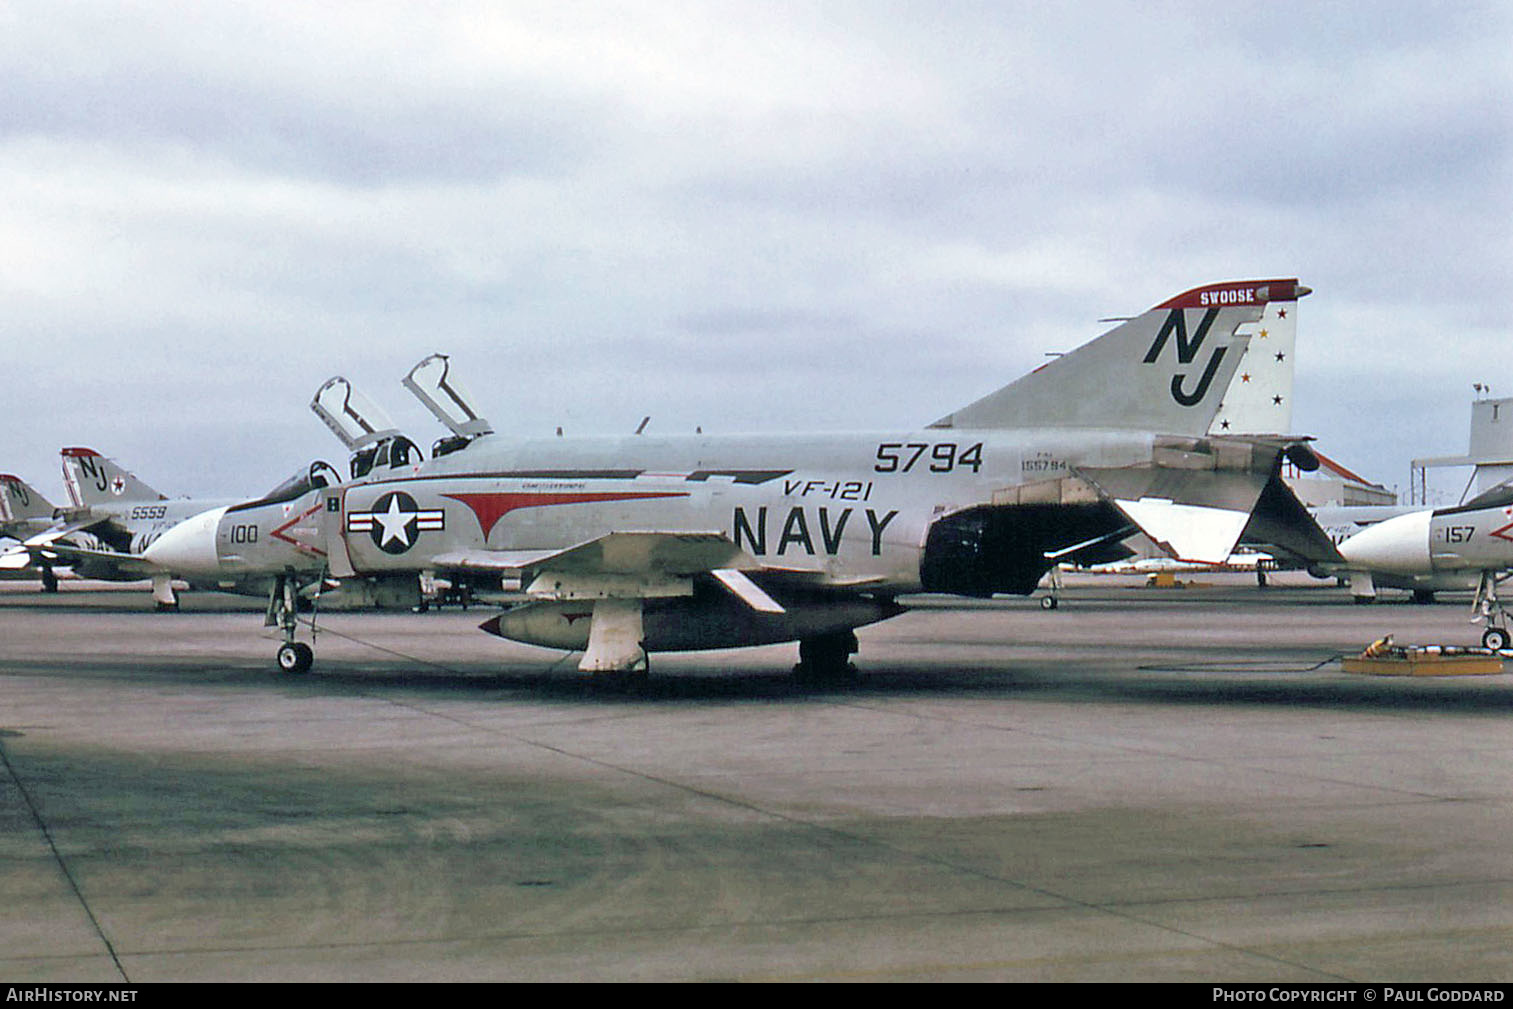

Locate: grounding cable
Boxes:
[268,614,580,678]
[1136,654,1348,674]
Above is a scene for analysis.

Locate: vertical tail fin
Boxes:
[931,279,1308,434]
[0,474,55,526]
[60,448,165,507]
[1207,287,1308,436]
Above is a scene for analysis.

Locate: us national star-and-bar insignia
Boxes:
[346,491,444,554]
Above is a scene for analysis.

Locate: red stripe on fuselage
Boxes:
[443,491,689,538]
[270,503,327,557]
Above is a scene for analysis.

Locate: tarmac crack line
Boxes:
[0,740,130,983]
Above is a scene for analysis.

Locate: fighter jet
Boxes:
[0,474,67,590]
[1335,484,1513,648]
[0,450,239,606]
[148,278,1330,678]
[1302,502,1475,603]
[1,473,59,542]
[0,448,343,609]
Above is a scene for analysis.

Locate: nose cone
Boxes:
[1337,510,1432,574]
[144,506,229,576]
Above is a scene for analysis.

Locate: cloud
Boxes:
[0,1,1508,498]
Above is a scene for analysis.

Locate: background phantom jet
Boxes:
[1335,484,1513,649]
[1285,395,1513,606]
[0,474,66,590]
[1,473,58,542]
[0,448,338,608]
[0,448,239,607]
[149,279,1332,678]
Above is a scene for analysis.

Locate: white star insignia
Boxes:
[374,495,414,547]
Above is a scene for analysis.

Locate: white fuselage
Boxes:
[327,427,1162,592]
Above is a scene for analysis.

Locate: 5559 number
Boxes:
[874,442,983,474]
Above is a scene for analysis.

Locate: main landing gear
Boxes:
[1039,567,1063,609]
[1474,570,1511,652]
[794,630,859,684]
[267,573,315,674]
[152,573,180,612]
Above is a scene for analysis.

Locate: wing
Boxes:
[0,514,156,576]
[0,544,34,570]
[17,515,108,547]
[5,540,158,576]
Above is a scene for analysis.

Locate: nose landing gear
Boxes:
[267,573,315,674]
[277,641,314,674]
[1474,571,1511,652]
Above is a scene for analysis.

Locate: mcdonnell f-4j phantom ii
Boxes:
[0,449,245,606]
[1334,484,1513,649]
[0,474,66,590]
[147,279,1333,678]
[1,473,58,543]
[0,448,345,608]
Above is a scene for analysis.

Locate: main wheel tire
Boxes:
[277,641,314,675]
[796,631,859,683]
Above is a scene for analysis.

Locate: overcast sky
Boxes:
[3,1,1509,505]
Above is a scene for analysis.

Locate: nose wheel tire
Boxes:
[1483,627,1509,652]
[277,641,314,675]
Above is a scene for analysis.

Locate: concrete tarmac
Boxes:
[1,574,1510,982]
